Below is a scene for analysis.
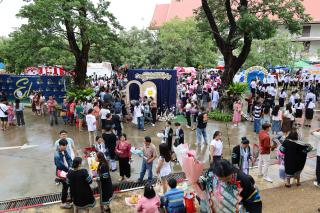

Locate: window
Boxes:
[302,26,311,37]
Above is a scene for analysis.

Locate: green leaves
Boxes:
[242,33,304,67]
[208,109,232,122]
[67,87,94,100]
[157,18,217,68]
[227,83,248,95]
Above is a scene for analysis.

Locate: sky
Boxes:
[0,0,170,37]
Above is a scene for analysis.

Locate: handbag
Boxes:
[60,111,67,117]
[57,170,67,179]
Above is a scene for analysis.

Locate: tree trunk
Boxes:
[221,51,237,87]
[74,56,88,88]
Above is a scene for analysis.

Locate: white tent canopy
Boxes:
[87,62,112,78]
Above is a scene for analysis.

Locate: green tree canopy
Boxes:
[198,0,311,86]
[119,27,159,69]
[243,33,304,68]
[0,26,74,73]
[17,0,121,87]
[157,18,217,68]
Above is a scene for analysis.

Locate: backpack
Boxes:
[114,101,122,114]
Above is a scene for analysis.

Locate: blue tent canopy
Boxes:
[0,62,5,69]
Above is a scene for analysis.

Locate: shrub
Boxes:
[208,109,232,122]
[227,83,248,95]
[67,87,95,101]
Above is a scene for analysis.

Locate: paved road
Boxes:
[0,108,319,201]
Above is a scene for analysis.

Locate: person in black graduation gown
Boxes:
[102,126,117,171]
[164,121,173,152]
[174,122,184,146]
[66,157,95,212]
[96,152,113,213]
[279,130,312,187]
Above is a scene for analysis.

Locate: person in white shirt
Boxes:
[304,98,316,127]
[210,131,223,165]
[250,80,257,95]
[211,88,220,110]
[0,99,8,131]
[191,93,197,102]
[305,90,316,104]
[86,108,97,147]
[294,99,305,126]
[311,129,320,187]
[289,91,296,105]
[284,75,289,90]
[278,89,287,108]
[278,75,284,87]
[268,84,276,107]
[134,102,145,131]
[99,104,110,129]
[185,99,192,128]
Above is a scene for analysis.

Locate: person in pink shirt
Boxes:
[47,96,58,126]
[136,184,160,213]
[7,102,15,126]
[69,100,76,125]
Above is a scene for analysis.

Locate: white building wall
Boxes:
[310,24,320,37]
[309,40,320,59]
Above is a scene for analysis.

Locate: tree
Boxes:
[119,27,159,68]
[158,18,217,68]
[18,0,121,88]
[0,27,74,73]
[198,0,310,86]
[243,33,304,68]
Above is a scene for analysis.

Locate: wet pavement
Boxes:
[0,108,319,201]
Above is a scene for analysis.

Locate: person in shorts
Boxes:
[0,98,8,131]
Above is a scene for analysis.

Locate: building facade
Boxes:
[150,0,320,61]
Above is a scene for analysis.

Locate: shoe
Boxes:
[60,203,72,209]
[119,177,125,182]
[314,181,320,187]
[263,177,273,183]
[136,179,142,183]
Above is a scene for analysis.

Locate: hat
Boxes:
[241,137,250,144]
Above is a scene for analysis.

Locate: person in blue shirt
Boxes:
[54,139,73,209]
[161,178,185,213]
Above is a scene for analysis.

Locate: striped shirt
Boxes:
[163,188,185,213]
[253,105,262,119]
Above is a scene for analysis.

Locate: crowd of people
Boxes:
[1,68,320,213]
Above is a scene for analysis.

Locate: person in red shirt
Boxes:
[258,123,276,182]
[69,100,76,126]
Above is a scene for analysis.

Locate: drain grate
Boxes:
[0,172,186,212]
